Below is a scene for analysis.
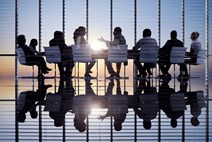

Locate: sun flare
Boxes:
[91,40,106,51]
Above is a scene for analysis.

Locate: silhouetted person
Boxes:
[17,78,51,122]
[45,78,74,127]
[185,90,206,127]
[73,28,80,45]
[158,78,185,128]
[158,30,188,78]
[16,35,51,77]
[49,31,74,77]
[98,79,128,131]
[133,29,158,77]
[133,79,159,130]
[99,27,127,77]
[76,26,95,77]
[28,38,39,55]
[72,82,96,132]
[186,32,201,64]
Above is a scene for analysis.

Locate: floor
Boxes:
[0,56,211,142]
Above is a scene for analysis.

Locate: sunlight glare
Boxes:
[91,40,106,51]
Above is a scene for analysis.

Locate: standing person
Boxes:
[187,32,201,63]
[76,26,95,77]
[158,30,187,78]
[99,27,126,77]
[49,31,74,77]
[16,35,51,76]
[132,28,158,77]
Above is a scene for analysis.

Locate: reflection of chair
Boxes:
[108,95,128,113]
[16,48,39,77]
[170,92,186,111]
[44,93,62,112]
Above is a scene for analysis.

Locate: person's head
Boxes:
[170,30,177,39]
[16,35,26,46]
[29,38,38,47]
[143,29,151,37]
[78,26,86,36]
[54,31,64,39]
[190,32,199,41]
[74,121,86,132]
[191,116,200,126]
[73,28,80,39]
[113,27,122,36]
[143,120,152,130]
[30,109,38,119]
[114,121,122,131]
[171,118,177,128]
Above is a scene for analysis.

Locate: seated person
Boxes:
[16,35,51,76]
[76,26,95,77]
[49,31,74,77]
[28,38,45,55]
[132,28,158,77]
[99,27,126,77]
[186,32,201,63]
[158,30,188,78]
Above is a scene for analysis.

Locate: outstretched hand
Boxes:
[97,115,106,120]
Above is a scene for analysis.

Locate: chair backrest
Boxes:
[196,49,206,65]
[170,47,186,64]
[16,48,27,64]
[108,44,128,62]
[139,46,159,63]
[72,44,93,62]
[44,46,62,63]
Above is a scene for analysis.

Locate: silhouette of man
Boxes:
[133,29,158,77]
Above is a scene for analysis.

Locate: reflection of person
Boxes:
[132,29,158,77]
[72,94,93,132]
[17,78,51,123]
[45,78,74,127]
[158,30,188,78]
[186,32,201,63]
[76,26,95,77]
[133,79,159,130]
[16,35,51,76]
[99,27,126,77]
[185,91,206,126]
[49,31,74,77]
[98,79,128,131]
[158,79,185,128]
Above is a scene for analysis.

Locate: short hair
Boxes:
[192,32,199,39]
[114,27,122,33]
[54,31,63,38]
[143,29,151,37]
[17,35,26,45]
[170,30,177,39]
[30,38,38,46]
